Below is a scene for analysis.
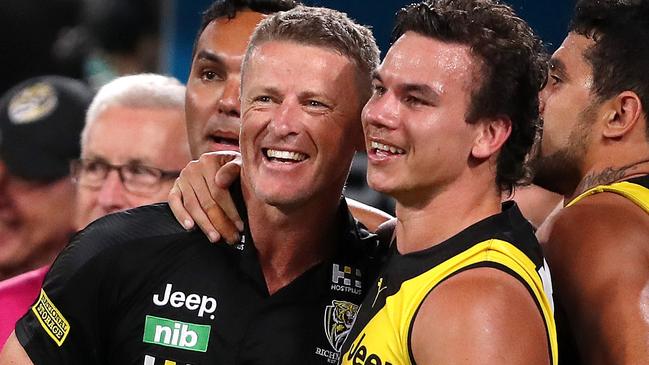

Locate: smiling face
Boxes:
[530,33,598,195]
[362,32,479,202]
[239,41,364,209]
[185,11,267,158]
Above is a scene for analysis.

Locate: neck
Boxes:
[242,185,342,295]
[394,177,502,254]
[567,157,649,202]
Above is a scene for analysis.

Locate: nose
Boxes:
[96,170,129,214]
[362,93,399,131]
[268,97,301,138]
[217,77,241,119]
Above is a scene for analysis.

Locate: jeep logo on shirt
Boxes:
[153,283,217,319]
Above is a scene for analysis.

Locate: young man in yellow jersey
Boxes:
[340,1,556,364]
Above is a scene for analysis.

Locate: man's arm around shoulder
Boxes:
[411,267,550,364]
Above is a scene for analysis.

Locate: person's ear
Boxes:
[471,117,512,159]
[602,91,643,139]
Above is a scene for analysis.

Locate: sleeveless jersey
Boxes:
[340,202,557,365]
[567,175,649,211]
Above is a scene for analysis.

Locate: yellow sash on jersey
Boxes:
[341,239,558,365]
[567,180,649,212]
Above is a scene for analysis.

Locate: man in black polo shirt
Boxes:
[0,5,384,365]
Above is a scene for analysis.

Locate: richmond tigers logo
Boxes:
[324,300,359,352]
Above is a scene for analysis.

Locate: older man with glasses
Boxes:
[72,73,191,229]
[71,159,182,196]
[0,74,191,347]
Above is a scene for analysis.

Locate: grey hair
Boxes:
[242,5,380,100]
[82,74,185,149]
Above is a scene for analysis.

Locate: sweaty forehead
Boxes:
[380,32,476,94]
[197,11,267,57]
[245,41,356,84]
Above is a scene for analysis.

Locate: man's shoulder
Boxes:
[81,203,185,243]
[50,203,195,283]
[411,267,549,363]
[551,192,649,251]
[543,190,649,289]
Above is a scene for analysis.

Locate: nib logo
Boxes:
[143,316,210,352]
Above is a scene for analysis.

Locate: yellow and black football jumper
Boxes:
[340,202,557,365]
[555,175,649,365]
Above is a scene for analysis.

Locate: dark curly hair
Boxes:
[571,0,649,139]
[192,0,299,55]
[392,0,548,192]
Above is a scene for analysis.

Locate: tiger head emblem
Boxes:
[324,300,359,352]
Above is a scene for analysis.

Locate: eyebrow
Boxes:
[372,71,440,101]
[402,83,438,97]
[549,58,567,77]
[195,50,226,66]
[84,155,152,167]
[246,86,281,99]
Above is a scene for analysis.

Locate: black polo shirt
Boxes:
[15,194,386,364]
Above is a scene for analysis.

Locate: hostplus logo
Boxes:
[331,264,362,295]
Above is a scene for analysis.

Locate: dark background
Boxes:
[0,0,575,94]
[166,0,575,82]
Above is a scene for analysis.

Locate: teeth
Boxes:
[266,149,307,161]
[370,141,405,155]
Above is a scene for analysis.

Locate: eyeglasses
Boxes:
[70,158,180,195]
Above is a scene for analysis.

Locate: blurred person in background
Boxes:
[0,76,91,282]
[73,73,190,229]
[0,1,85,94]
[510,184,563,229]
[0,0,162,95]
[79,0,162,89]
[0,76,91,344]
